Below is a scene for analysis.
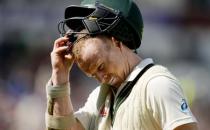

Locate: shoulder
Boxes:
[134,64,182,99]
[146,76,197,129]
[78,86,100,110]
[147,75,183,100]
[88,86,101,99]
[145,74,186,112]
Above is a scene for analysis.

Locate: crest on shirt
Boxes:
[180,99,189,113]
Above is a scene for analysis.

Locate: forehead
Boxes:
[82,38,102,60]
[77,38,105,72]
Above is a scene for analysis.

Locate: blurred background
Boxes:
[0,0,209,129]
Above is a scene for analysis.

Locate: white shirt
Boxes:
[114,58,154,100]
[74,58,197,130]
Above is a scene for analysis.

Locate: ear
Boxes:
[111,37,122,48]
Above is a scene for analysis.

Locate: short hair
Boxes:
[72,34,90,61]
[72,30,111,61]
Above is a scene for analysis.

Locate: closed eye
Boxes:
[98,63,104,71]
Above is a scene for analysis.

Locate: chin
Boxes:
[108,78,122,87]
[101,75,122,87]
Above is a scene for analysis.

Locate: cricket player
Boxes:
[45,0,198,129]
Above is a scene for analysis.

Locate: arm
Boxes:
[46,37,84,130]
[174,123,198,130]
[52,95,84,130]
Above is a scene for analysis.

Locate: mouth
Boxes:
[100,75,112,84]
[99,74,118,86]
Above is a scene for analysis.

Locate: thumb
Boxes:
[64,54,75,67]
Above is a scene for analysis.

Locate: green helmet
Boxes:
[58,0,143,49]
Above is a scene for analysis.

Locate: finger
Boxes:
[53,37,69,49]
[53,46,69,54]
[64,54,74,60]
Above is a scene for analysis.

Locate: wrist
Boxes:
[51,70,69,85]
[46,80,70,99]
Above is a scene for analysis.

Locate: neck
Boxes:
[125,51,142,76]
[117,46,142,88]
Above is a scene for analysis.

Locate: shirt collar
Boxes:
[125,58,154,82]
[114,58,154,98]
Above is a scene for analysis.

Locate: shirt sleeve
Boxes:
[74,87,100,130]
[146,76,197,130]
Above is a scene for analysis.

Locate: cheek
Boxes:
[108,58,122,74]
[108,66,122,80]
[113,75,123,82]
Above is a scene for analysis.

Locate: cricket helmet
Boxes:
[58,0,143,49]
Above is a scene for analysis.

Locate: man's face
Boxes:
[75,36,124,87]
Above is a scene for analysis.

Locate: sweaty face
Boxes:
[75,36,124,87]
